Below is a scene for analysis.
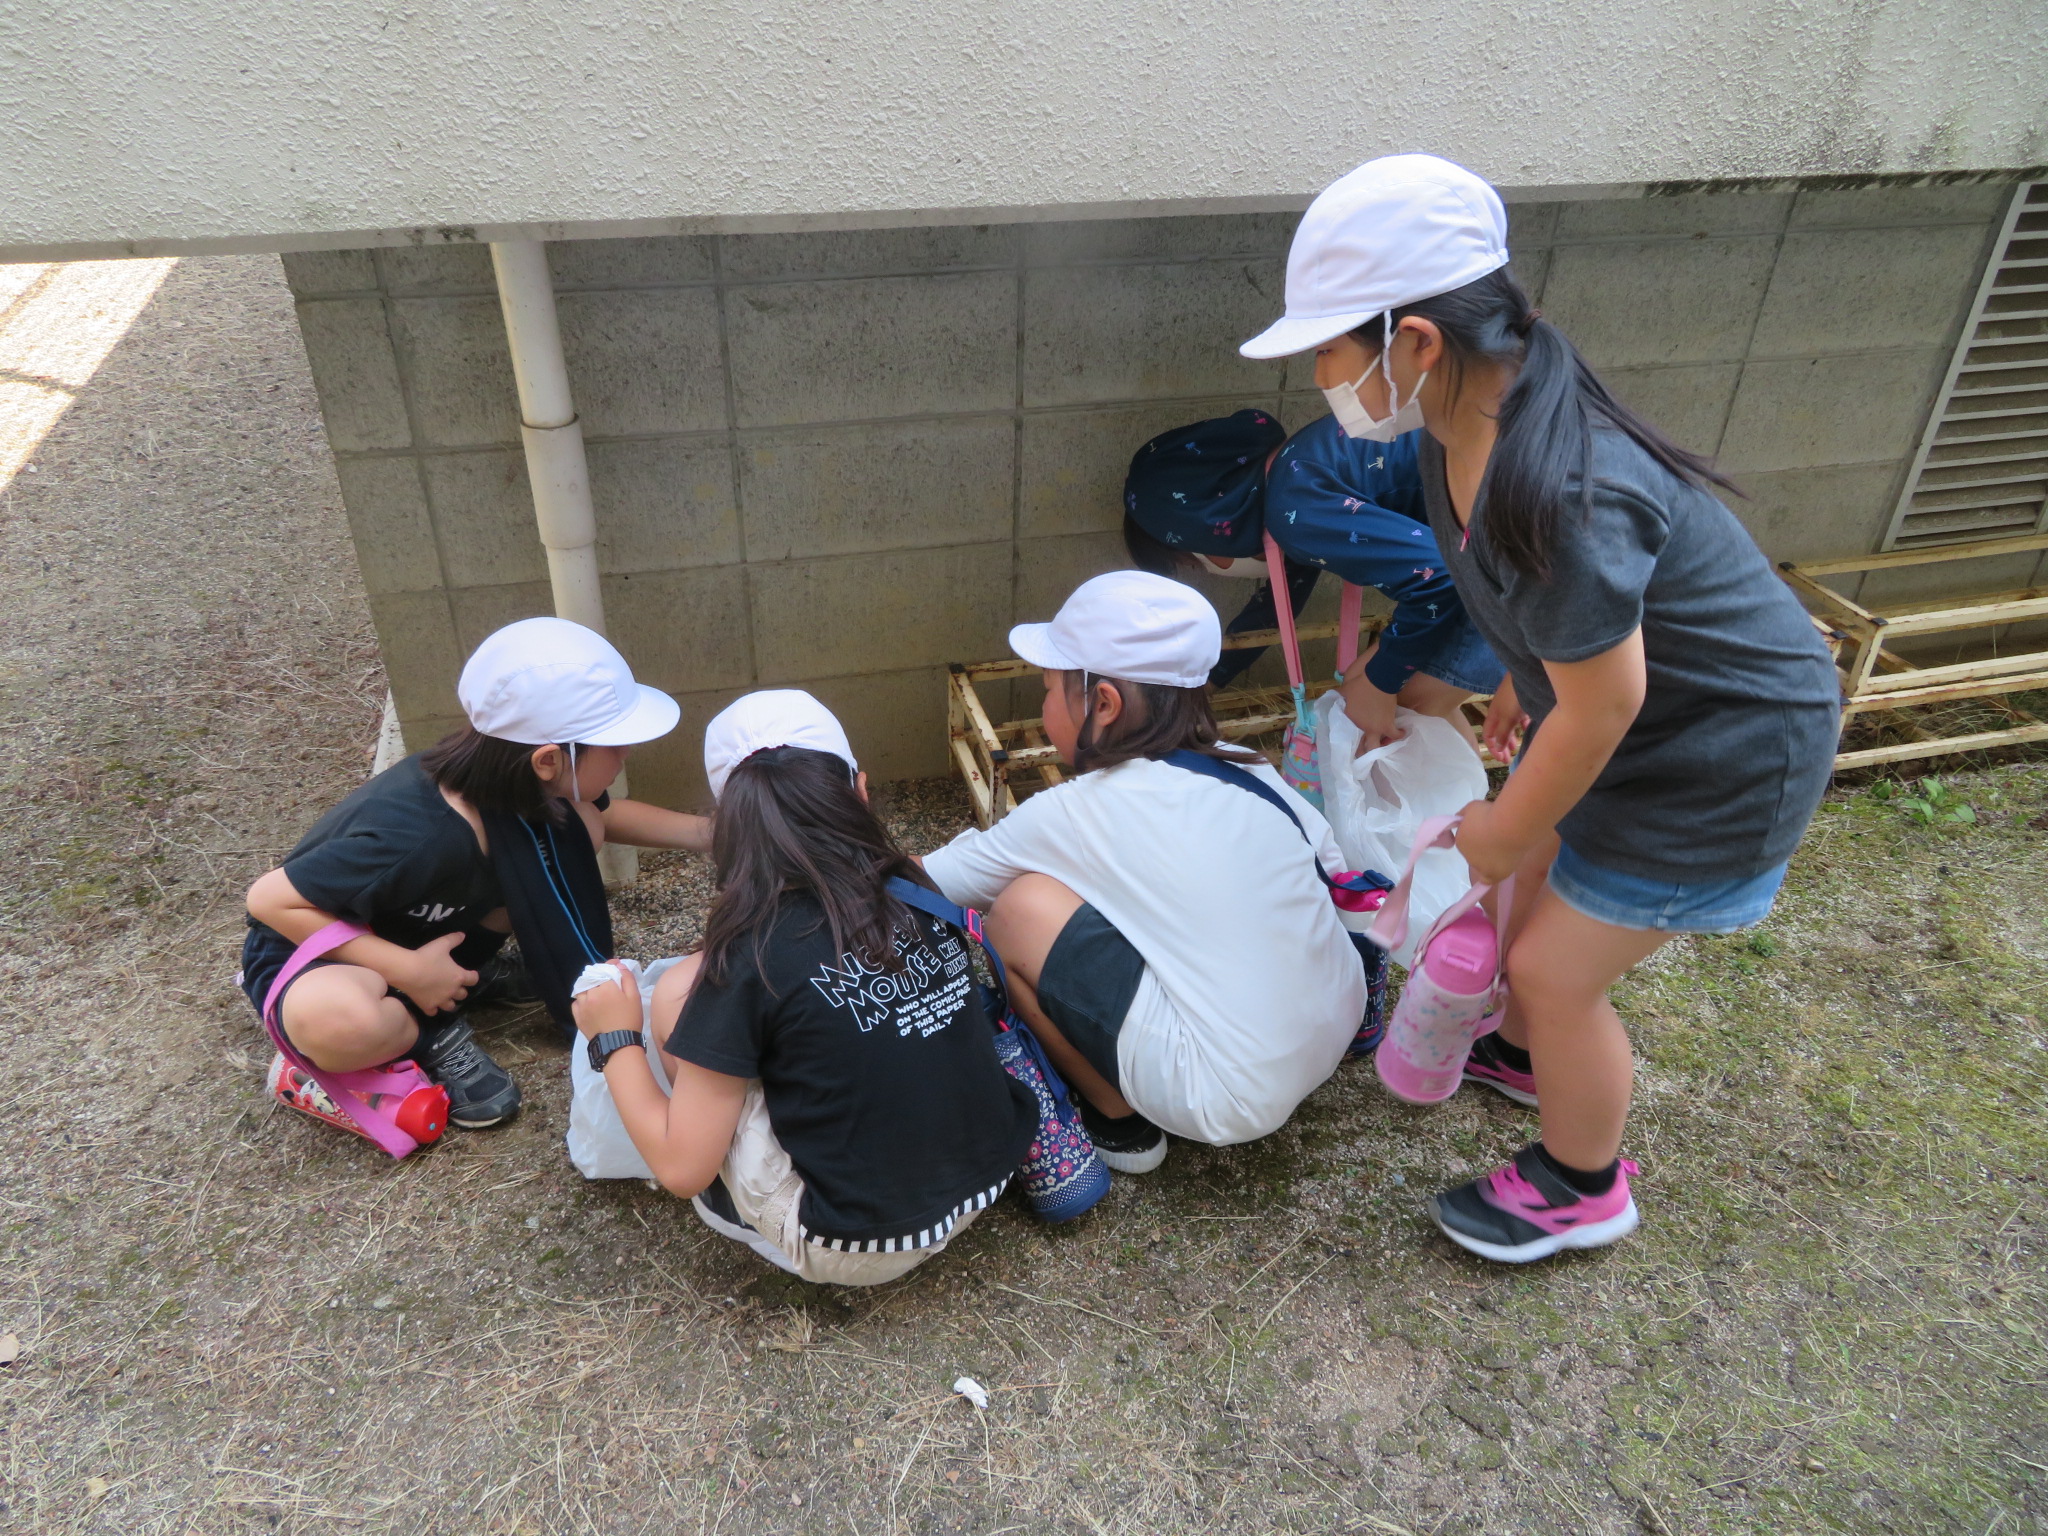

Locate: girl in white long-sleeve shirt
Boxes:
[922,571,1368,1172]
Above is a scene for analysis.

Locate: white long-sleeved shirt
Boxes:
[923,755,1367,1145]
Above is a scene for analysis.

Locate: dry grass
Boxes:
[0,253,2042,1535]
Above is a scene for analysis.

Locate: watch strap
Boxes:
[588,1029,644,1072]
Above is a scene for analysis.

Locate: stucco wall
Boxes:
[282,180,2015,806]
[6,0,2044,259]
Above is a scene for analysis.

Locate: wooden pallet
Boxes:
[947,616,1385,828]
[1779,531,2048,771]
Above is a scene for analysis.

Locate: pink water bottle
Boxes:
[1365,817,1512,1105]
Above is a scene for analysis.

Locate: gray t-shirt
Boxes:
[1424,429,1840,882]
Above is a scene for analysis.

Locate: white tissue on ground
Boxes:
[952,1376,990,1410]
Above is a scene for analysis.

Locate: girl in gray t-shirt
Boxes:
[1240,153,1839,1264]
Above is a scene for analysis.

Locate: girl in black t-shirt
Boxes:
[571,690,1034,1286]
[243,617,706,1141]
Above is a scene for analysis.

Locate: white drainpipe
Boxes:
[489,238,636,884]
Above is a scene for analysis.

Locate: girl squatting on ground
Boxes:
[921,571,1373,1172]
[1242,155,1842,1261]
[242,619,707,1135]
[569,691,1036,1286]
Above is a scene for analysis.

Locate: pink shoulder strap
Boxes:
[1365,814,1514,958]
[1263,529,1306,692]
[262,920,430,1159]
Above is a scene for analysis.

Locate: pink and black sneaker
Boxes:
[1461,1033,1538,1107]
[1429,1145,1639,1263]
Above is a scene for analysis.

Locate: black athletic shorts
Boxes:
[1034,904,1146,1091]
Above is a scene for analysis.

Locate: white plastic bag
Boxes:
[1314,690,1488,970]
[565,957,681,1180]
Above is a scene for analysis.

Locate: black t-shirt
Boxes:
[255,754,506,970]
[666,893,1037,1249]
[1423,430,1841,881]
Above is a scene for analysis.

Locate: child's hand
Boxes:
[1452,798,1524,886]
[571,963,642,1040]
[1482,677,1529,764]
[1340,673,1407,752]
[398,933,479,1015]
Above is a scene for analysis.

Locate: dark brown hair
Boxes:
[1062,672,1261,774]
[692,746,936,990]
[418,727,571,820]
[1355,266,1739,579]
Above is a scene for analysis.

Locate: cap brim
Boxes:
[581,684,682,746]
[1008,621,1082,673]
[1239,309,1377,360]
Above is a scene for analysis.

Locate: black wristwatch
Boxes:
[588,1030,643,1072]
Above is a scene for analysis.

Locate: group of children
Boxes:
[243,153,1839,1281]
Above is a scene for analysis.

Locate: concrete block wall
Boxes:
[283,180,2017,804]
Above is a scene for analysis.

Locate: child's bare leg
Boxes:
[1396,670,1481,751]
[983,873,1135,1119]
[1490,834,1558,1053]
[279,965,418,1072]
[1502,884,1671,1170]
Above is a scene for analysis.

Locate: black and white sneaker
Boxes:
[466,951,541,1010]
[412,1018,522,1129]
[1078,1098,1168,1174]
[691,1177,800,1275]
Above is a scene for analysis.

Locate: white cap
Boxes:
[457,617,680,747]
[1240,154,1510,359]
[703,690,859,800]
[1009,571,1220,689]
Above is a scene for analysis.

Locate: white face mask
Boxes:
[1324,314,1428,442]
[1193,552,1272,581]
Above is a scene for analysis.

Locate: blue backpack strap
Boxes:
[885,875,1012,1003]
[1159,750,1391,901]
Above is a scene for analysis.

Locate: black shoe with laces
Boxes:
[1076,1097,1167,1174]
[412,1018,521,1129]
[466,952,541,1010]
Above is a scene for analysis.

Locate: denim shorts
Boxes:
[1417,613,1505,695]
[1547,841,1787,934]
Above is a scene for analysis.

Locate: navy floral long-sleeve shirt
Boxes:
[1262,417,1465,695]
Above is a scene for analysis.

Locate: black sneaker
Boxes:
[1077,1098,1167,1174]
[466,951,541,1009]
[412,1018,522,1129]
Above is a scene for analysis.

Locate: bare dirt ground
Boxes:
[1,254,2043,1535]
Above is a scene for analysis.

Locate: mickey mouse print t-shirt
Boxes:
[667,892,1036,1251]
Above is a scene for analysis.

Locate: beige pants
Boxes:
[706,1084,986,1287]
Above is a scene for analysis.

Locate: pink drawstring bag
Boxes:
[1264,530,1364,812]
[261,920,448,1158]
[1366,815,1514,1104]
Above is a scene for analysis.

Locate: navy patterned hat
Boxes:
[1123,409,1286,560]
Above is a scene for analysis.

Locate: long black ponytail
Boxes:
[1362,267,1739,579]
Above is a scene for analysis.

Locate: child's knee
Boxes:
[988,872,1083,926]
[284,971,408,1059]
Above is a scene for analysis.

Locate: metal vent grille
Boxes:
[1886,181,2048,548]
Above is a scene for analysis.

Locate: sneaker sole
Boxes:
[1461,1070,1539,1108]
[1097,1138,1168,1175]
[446,1093,522,1130]
[690,1194,803,1276]
[1429,1196,1639,1264]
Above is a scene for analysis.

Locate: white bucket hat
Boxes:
[703,690,859,800]
[1009,571,1221,689]
[458,617,679,747]
[1241,153,1510,360]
